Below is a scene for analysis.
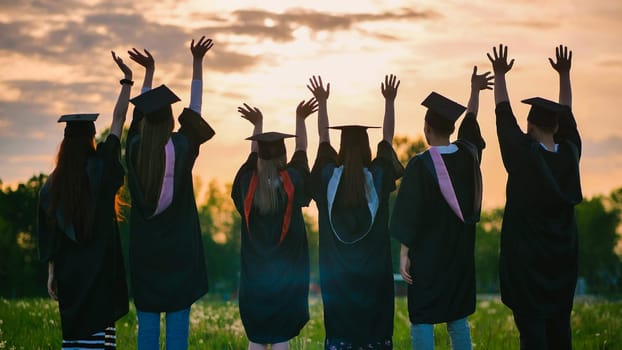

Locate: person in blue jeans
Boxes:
[390,66,491,349]
[125,36,215,350]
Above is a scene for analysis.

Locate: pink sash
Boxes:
[152,138,175,217]
[429,147,464,222]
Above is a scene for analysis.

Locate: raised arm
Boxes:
[306,75,330,143]
[295,98,319,152]
[189,36,214,113]
[466,66,493,117]
[128,48,155,93]
[238,104,263,153]
[110,51,133,138]
[548,44,572,108]
[487,44,515,106]
[381,74,400,143]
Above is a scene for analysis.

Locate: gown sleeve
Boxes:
[97,134,125,190]
[495,101,530,173]
[309,142,338,202]
[389,157,423,247]
[177,108,216,164]
[555,106,581,158]
[288,150,311,207]
[457,112,486,162]
[231,152,258,214]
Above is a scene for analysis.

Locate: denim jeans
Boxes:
[410,317,472,350]
[137,307,191,350]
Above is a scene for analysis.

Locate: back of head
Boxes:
[135,106,174,207]
[523,97,562,138]
[337,129,372,208]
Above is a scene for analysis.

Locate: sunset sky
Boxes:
[1,0,621,209]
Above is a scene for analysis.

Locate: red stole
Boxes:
[243,170,295,246]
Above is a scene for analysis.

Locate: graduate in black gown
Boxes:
[390,67,490,349]
[307,75,403,349]
[38,52,132,349]
[125,37,215,349]
[231,98,318,350]
[487,44,581,350]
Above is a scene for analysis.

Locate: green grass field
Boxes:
[0,296,620,349]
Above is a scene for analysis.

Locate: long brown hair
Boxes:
[337,131,372,208]
[254,155,287,215]
[135,107,174,208]
[48,135,96,241]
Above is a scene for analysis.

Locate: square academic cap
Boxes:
[58,113,98,137]
[130,85,180,121]
[522,97,563,128]
[246,131,296,160]
[329,125,379,149]
[421,92,466,131]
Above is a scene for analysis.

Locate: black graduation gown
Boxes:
[496,101,582,318]
[310,141,401,347]
[390,113,485,324]
[38,135,129,339]
[231,151,311,344]
[126,108,214,312]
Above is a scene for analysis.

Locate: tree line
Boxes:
[1,133,620,298]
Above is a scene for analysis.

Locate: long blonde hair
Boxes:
[254,156,287,215]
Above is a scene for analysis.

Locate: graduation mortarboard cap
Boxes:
[522,97,564,128]
[130,85,181,122]
[329,125,379,150]
[421,92,466,131]
[246,131,296,160]
[58,113,99,137]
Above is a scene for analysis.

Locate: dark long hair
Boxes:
[48,135,96,241]
[135,107,174,208]
[337,131,372,208]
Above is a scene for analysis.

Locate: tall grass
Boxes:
[0,297,620,349]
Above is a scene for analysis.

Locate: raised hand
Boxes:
[548,45,572,74]
[238,103,263,126]
[381,74,400,100]
[190,36,214,60]
[471,66,493,91]
[111,51,132,79]
[128,48,155,70]
[487,44,515,75]
[296,98,319,120]
[306,75,330,102]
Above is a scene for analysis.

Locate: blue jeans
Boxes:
[137,307,191,350]
[410,317,472,350]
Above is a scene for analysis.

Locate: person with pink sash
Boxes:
[389,67,491,350]
[231,98,317,350]
[125,36,215,350]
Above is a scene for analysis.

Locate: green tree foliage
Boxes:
[474,209,503,293]
[575,192,622,293]
[0,174,48,297]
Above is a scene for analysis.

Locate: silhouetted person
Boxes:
[390,66,490,350]
[38,51,132,349]
[488,44,581,350]
[232,98,317,350]
[308,75,403,349]
[125,37,215,350]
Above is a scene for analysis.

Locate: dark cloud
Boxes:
[505,20,559,29]
[207,7,436,42]
[582,136,622,158]
[598,59,622,68]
